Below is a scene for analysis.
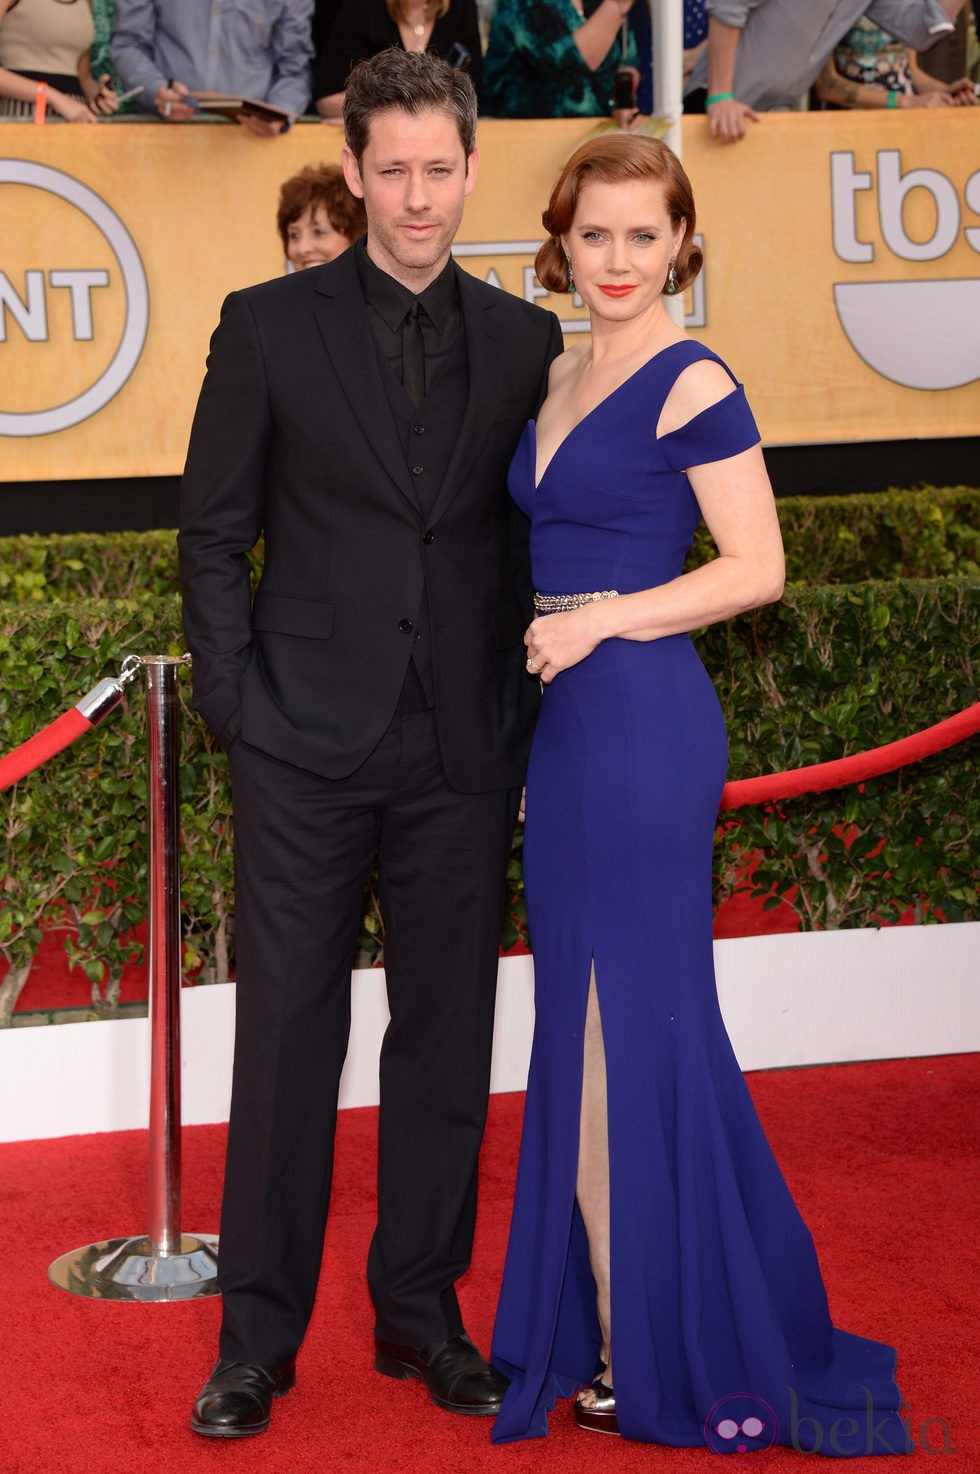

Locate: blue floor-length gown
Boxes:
[491,341,910,1457]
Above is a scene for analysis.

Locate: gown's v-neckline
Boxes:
[532,340,691,492]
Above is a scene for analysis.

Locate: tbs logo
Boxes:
[830,148,980,391]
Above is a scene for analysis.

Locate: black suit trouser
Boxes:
[217,706,519,1366]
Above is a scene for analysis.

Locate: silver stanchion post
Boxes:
[147,654,187,1257]
[49,656,220,1301]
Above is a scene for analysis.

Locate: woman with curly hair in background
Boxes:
[277,162,367,271]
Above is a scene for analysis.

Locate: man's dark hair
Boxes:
[343,47,477,163]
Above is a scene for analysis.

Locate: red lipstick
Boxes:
[599,284,636,298]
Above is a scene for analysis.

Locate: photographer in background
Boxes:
[482,0,638,119]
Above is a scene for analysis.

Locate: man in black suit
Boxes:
[179,47,563,1439]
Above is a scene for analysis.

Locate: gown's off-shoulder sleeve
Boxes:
[657,384,761,472]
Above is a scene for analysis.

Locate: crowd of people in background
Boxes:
[813,11,978,110]
[1,0,977,126]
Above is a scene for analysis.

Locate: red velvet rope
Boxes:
[2,700,977,809]
[0,708,92,793]
[719,702,980,812]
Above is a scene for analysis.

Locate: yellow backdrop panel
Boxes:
[0,112,977,481]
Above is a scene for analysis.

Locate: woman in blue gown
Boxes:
[490,136,911,1458]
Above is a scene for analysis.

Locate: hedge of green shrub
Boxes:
[703,579,977,933]
[0,598,185,1024]
[688,485,980,581]
[1,486,977,603]
[0,531,179,602]
[1,577,976,1022]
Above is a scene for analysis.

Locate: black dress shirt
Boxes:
[356,237,470,707]
[356,237,468,514]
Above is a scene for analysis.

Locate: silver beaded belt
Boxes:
[533,589,619,613]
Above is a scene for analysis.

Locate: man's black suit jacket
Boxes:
[178,248,564,792]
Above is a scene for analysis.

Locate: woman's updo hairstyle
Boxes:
[535,134,703,297]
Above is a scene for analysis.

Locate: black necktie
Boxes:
[402,300,426,408]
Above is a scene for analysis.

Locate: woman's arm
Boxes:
[524,445,783,680]
[0,65,97,118]
[813,54,897,107]
[683,38,707,85]
[497,0,628,79]
[815,53,957,107]
[77,51,118,114]
[316,91,343,118]
[704,15,759,140]
[573,0,633,71]
[907,52,949,91]
[523,363,784,683]
[909,51,977,101]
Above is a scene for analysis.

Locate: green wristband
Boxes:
[886,90,898,108]
[705,91,734,106]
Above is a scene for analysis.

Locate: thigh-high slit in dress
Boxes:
[490,341,910,1457]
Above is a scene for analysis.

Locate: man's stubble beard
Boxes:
[369,204,465,281]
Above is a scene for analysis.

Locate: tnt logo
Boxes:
[1,267,110,342]
[0,160,148,436]
[830,149,980,390]
[703,1393,779,1454]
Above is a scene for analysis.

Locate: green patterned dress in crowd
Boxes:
[90,0,135,109]
[833,17,916,97]
[483,0,638,117]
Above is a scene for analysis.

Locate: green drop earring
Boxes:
[666,257,678,295]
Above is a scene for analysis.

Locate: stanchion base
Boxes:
[48,1233,220,1301]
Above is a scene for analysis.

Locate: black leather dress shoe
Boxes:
[190,1358,296,1438]
[374,1333,508,1415]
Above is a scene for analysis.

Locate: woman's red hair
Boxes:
[535,135,703,296]
[276,163,367,252]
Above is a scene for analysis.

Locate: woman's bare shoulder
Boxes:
[658,354,738,436]
[547,344,587,392]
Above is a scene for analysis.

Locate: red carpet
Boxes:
[2,1056,977,1473]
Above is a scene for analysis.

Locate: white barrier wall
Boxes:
[0,922,977,1143]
